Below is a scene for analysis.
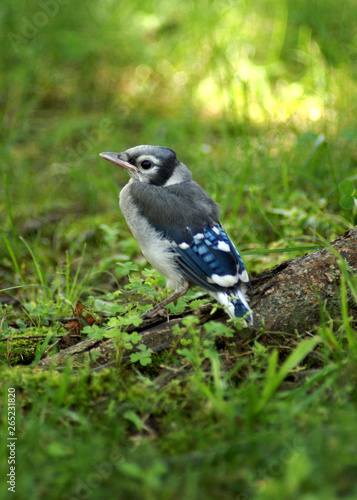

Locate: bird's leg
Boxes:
[141,283,190,319]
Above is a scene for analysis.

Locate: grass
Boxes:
[1,0,357,498]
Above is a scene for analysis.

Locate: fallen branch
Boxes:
[38,226,357,368]
[249,226,357,332]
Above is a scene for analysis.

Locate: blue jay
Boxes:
[100,145,253,324]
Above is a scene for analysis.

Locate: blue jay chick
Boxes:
[100,145,253,325]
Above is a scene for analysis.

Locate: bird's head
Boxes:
[100,145,192,186]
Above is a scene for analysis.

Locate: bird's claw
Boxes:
[141,306,168,320]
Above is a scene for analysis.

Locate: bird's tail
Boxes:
[211,287,253,325]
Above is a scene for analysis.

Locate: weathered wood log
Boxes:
[38,226,357,368]
[250,225,357,332]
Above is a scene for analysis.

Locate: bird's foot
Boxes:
[141,285,189,320]
[141,305,169,320]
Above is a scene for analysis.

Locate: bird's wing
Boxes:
[128,181,249,292]
[163,224,249,293]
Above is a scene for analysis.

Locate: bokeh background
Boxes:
[1,0,356,258]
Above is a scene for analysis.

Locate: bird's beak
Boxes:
[99,152,139,173]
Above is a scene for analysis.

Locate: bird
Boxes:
[99,145,253,324]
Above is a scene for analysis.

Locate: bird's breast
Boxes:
[119,184,185,290]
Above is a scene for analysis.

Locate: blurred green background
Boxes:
[1,1,357,498]
[1,0,356,242]
[1,0,356,296]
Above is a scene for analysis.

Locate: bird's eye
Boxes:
[141,160,152,170]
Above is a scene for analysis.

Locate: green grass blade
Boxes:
[4,174,19,256]
[340,273,357,357]
[0,285,47,293]
[256,336,322,413]
[1,230,25,285]
[31,332,54,367]
[242,245,324,256]
[19,236,50,300]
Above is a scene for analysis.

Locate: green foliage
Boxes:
[339,179,356,212]
[1,0,357,497]
[252,336,323,415]
[129,344,154,366]
[83,315,145,364]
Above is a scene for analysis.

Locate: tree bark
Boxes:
[249,226,357,332]
[38,226,357,369]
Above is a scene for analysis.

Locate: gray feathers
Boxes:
[119,145,186,186]
[100,144,253,324]
[121,145,177,163]
[128,181,220,231]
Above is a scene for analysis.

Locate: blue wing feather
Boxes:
[159,223,253,324]
[162,224,248,292]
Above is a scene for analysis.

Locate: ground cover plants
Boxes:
[1,0,357,498]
